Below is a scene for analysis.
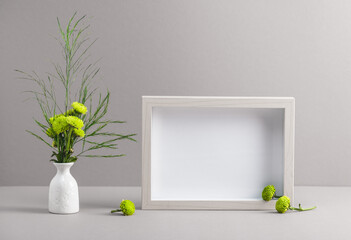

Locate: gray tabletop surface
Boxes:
[0,186,349,240]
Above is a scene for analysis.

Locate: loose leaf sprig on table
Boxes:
[17,12,136,163]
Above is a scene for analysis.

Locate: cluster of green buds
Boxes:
[111,200,135,216]
[262,185,316,214]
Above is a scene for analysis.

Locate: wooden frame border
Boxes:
[142,96,295,210]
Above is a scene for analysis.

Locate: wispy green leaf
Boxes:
[26,130,55,150]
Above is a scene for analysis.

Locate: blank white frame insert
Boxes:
[142,96,294,210]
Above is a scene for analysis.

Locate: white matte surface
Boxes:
[151,107,284,200]
[0,186,345,240]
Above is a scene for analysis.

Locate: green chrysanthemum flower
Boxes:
[262,185,281,201]
[46,128,56,138]
[262,185,282,201]
[120,200,135,216]
[111,200,135,216]
[262,185,276,201]
[275,196,290,213]
[73,128,85,137]
[66,116,84,129]
[72,102,87,114]
[50,114,63,124]
[52,116,69,134]
[275,196,317,213]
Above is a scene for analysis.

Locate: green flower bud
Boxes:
[275,196,290,213]
[73,128,85,137]
[120,200,135,216]
[52,115,69,134]
[111,199,135,216]
[66,116,84,129]
[72,102,87,114]
[262,185,276,201]
[275,196,317,213]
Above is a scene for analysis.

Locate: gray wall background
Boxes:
[1,0,351,186]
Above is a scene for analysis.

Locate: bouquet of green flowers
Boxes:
[17,13,135,163]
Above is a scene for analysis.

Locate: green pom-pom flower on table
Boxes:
[111,200,135,216]
[262,185,282,201]
[120,200,135,216]
[275,196,316,213]
[275,196,291,213]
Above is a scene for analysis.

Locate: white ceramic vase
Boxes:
[49,162,79,214]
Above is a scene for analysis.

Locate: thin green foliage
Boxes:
[18,13,136,163]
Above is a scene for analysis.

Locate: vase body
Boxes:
[49,162,79,214]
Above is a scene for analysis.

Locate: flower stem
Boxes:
[289,203,316,211]
[111,209,122,213]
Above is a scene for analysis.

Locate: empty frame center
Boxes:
[151,107,284,201]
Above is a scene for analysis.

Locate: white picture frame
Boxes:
[142,96,294,210]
